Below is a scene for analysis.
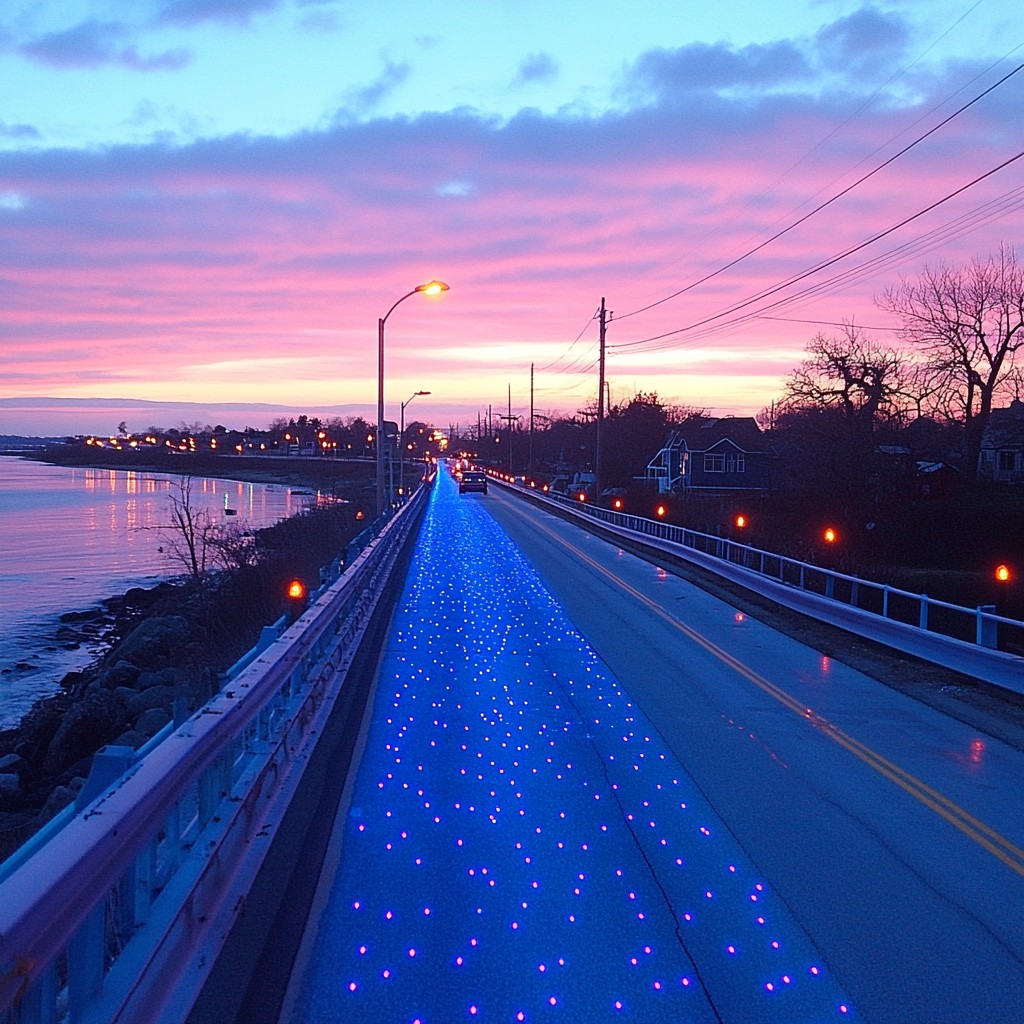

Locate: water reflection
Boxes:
[0,459,318,726]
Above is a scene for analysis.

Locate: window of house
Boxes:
[997,450,1018,473]
[704,453,725,473]
[726,453,746,473]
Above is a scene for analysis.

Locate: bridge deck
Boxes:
[283,471,857,1023]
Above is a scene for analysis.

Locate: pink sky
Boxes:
[1,1,1022,436]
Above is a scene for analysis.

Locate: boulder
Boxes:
[113,615,194,671]
[135,708,171,739]
[43,692,128,776]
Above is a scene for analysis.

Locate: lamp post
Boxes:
[400,390,431,500]
[377,280,449,516]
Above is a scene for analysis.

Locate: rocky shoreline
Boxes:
[0,455,373,861]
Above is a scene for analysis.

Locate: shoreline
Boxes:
[4,445,379,495]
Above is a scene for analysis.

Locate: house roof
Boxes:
[982,399,1024,447]
[672,416,768,453]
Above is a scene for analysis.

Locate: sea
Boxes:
[0,458,319,729]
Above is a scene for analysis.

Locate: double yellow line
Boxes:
[532,512,1024,877]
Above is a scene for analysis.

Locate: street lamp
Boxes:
[377,280,449,516]
[400,390,431,499]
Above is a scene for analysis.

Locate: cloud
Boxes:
[19,19,190,71]
[813,6,911,71]
[514,52,560,87]
[623,39,813,103]
[0,44,1018,422]
[155,0,279,27]
[338,59,413,115]
[1,121,41,140]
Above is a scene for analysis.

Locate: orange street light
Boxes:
[655,505,667,518]
[823,527,838,544]
[735,514,747,529]
[995,563,1012,583]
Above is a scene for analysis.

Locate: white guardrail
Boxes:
[0,483,429,1024]
[497,478,1024,696]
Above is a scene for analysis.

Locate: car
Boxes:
[459,471,488,495]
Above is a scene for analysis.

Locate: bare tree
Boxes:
[781,325,919,438]
[164,476,218,581]
[879,244,1024,480]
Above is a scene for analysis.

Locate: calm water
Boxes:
[0,458,317,728]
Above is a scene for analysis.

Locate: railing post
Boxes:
[824,574,834,599]
[976,605,997,649]
[882,586,890,618]
[919,596,929,631]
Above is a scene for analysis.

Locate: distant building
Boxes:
[645,417,772,493]
[978,399,1024,483]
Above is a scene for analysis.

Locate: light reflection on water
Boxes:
[0,458,317,728]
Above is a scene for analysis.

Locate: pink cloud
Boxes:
[1,48,1021,427]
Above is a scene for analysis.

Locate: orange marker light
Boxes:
[287,579,306,601]
[823,527,838,544]
[656,505,666,518]
[995,564,1012,583]
[735,514,747,529]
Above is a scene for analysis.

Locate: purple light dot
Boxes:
[348,982,357,992]
[766,983,774,992]
[408,948,416,957]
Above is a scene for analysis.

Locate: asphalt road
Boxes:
[483,482,1024,1024]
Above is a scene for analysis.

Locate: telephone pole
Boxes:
[595,297,608,498]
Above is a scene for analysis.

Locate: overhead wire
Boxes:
[613,161,1024,351]
[613,58,1024,323]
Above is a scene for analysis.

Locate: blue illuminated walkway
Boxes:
[287,473,858,1023]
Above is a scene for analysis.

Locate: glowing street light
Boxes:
[995,563,1012,583]
[823,526,838,544]
[376,281,449,516]
[400,390,431,499]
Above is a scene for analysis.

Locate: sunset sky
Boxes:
[2,0,1022,436]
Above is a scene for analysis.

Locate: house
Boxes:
[645,417,772,493]
[978,399,1024,483]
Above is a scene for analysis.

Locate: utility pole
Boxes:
[595,297,608,498]
[498,383,519,476]
[529,362,535,475]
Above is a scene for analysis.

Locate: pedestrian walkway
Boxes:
[285,470,857,1023]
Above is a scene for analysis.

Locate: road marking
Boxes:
[513,500,1024,877]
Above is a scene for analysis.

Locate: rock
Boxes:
[135,708,171,738]
[43,692,128,776]
[96,659,141,691]
[135,666,187,691]
[113,615,194,671]
[39,780,83,821]
[0,774,19,797]
[121,685,175,719]
[0,753,24,773]
[59,609,104,624]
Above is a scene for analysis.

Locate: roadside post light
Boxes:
[735,513,748,530]
[823,526,838,544]
[377,280,449,517]
[655,504,667,518]
[995,563,1012,584]
[286,578,307,622]
[400,390,431,500]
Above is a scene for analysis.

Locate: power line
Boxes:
[614,60,1024,323]
[614,150,1024,349]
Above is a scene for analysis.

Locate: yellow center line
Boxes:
[526,508,1024,877]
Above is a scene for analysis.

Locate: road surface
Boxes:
[285,470,1024,1023]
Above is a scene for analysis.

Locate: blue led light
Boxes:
[290,471,858,1023]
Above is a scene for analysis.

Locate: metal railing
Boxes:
[0,483,429,1024]
[502,481,1024,693]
